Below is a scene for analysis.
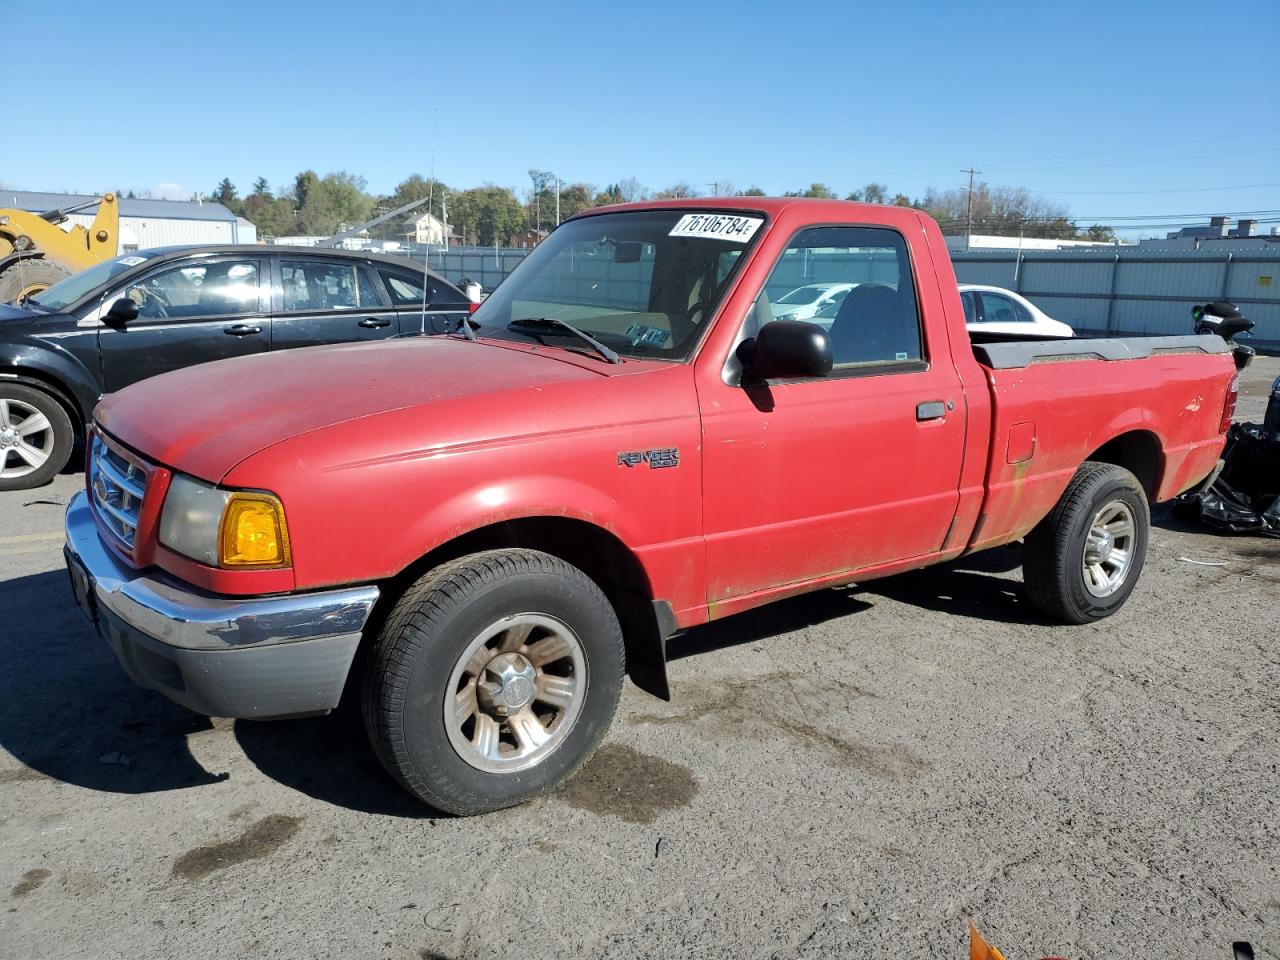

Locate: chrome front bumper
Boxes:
[63,491,379,719]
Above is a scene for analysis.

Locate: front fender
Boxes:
[386,473,646,570]
[0,335,101,421]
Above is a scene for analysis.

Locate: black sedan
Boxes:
[0,245,472,489]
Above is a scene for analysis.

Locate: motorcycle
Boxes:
[1192,300,1256,371]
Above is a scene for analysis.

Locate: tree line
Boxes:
[206,170,1116,245]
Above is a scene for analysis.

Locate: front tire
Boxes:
[362,549,625,815]
[0,384,75,490]
[1023,461,1150,624]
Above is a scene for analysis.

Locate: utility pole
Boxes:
[707,181,722,197]
[961,167,981,251]
[442,190,449,252]
[555,178,561,226]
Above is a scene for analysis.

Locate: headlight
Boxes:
[159,475,291,569]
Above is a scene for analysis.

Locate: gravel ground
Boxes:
[1,357,1276,960]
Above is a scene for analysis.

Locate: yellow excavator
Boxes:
[0,193,119,302]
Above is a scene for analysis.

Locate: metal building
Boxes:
[951,246,1280,351]
[1,190,247,252]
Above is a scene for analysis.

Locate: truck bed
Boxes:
[963,333,1235,554]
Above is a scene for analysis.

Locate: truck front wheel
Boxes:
[1022,461,1150,624]
[361,549,625,815]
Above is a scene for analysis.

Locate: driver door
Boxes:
[98,257,268,391]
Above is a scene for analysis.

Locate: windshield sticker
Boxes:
[118,256,146,266]
[625,323,672,347]
[669,213,762,244]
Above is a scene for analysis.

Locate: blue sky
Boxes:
[5,0,1278,236]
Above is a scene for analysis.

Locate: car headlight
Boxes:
[159,474,291,569]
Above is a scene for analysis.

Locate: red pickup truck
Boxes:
[64,198,1237,815]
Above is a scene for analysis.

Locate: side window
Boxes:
[358,267,384,307]
[961,292,977,325]
[124,261,259,319]
[978,293,1017,325]
[1012,298,1035,323]
[281,261,374,312]
[756,226,922,367]
[380,270,429,306]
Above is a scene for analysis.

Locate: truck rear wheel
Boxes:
[0,384,75,490]
[361,548,625,815]
[0,259,71,303]
[1022,461,1150,624]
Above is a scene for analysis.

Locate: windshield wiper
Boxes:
[508,317,621,364]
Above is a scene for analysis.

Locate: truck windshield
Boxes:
[472,209,764,361]
[28,253,161,313]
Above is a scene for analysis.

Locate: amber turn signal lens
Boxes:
[218,493,291,568]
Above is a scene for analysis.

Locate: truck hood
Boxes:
[96,337,609,482]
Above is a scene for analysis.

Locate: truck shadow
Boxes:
[671,544,1047,663]
[232,711,433,819]
[0,547,1045,815]
[668,589,874,661]
[0,568,428,816]
[0,569,229,794]
[856,545,1056,626]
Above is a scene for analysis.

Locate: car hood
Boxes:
[95,337,615,482]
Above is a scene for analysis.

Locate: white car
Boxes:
[959,284,1073,338]
[772,282,857,321]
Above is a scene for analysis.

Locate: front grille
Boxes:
[89,435,148,548]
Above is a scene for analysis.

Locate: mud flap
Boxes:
[624,600,676,701]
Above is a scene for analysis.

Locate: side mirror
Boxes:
[743,320,833,381]
[614,241,642,263]
[102,297,138,328]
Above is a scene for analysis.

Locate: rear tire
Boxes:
[0,259,71,304]
[362,549,625,815]
[1023,461,1150,624]
[0,384,75,490]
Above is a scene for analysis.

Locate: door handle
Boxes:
[916,400,948,421]
[358,317,392,329]
[224,324,262,337]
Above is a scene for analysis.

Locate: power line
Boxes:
[1007,181,1280,196]
[930,207,1280,223]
